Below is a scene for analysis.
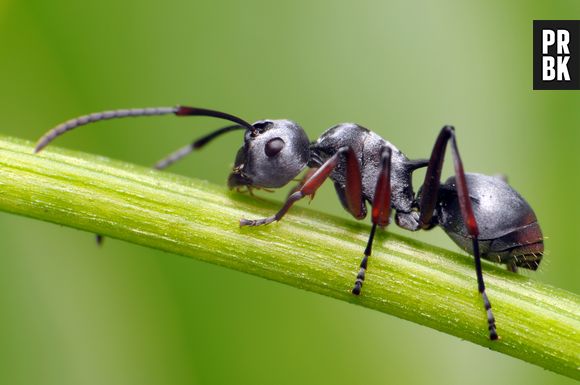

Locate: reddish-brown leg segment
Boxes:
[240,146,364,226]
[286,168,319,200]
[418,125,498,340]
[352,147,392,295]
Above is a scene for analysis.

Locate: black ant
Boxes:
[35,105,544,340]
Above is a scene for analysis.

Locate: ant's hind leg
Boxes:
[417,126,498,340]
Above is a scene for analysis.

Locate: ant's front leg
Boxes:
[418,126,498,340]
[286,168,319,200]
[240,147,363,226]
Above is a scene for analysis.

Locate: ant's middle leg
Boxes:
[352,146,392,295]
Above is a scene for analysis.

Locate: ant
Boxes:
[35,105,544,340]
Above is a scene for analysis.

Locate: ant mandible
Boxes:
[35,105,545,340]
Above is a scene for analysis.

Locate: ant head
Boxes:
[228,119,310,189]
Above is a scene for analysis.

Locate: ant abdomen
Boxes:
[437,173,544,270]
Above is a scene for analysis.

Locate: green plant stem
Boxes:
[0,136,578,379]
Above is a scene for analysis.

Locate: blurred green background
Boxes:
[0,0,578,384]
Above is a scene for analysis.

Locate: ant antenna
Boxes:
[34,105,255,153]
[154,124,242,170]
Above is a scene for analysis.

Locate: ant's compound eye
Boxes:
[264,137,285,157]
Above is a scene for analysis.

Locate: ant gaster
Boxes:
[35,105,545,341]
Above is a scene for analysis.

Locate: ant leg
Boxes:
[286,168,319,200]
[352,147,391,295]
[418,126,498,340]
[95,234,104,246]
[240,146,363,226]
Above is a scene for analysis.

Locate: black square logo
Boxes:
[533,20,580,90]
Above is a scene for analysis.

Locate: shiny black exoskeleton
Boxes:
[435,174,543,271]
[35,105,544,340]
